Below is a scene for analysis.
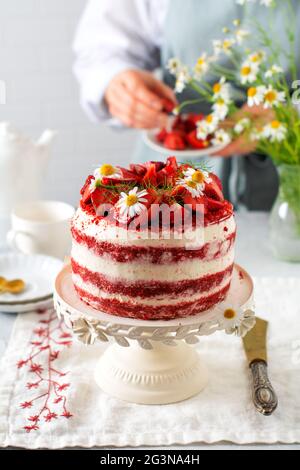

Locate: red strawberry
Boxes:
[156,156,178,186]
[172,116,186,133]
[186,113,205,126]
[182,193,208,215]
[129,164,147,177]
[156,128,168,143]
[162,99,176,113]
[186,130,210,150]
[206,197,225,211]
[205,174,224,201]
[91,187,119,210]
[143,162,158,185]
[80,175,94,204]
[164,132,186,150]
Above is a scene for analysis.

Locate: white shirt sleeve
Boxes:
[73,0,169,123]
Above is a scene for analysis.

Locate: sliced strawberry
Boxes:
[143,162,158,185]
[91,187,119,210]
[156,128,168,143]
[164,133,186,151]
[80,176,94,204]
[206,197,225,211]
[172,116,186,133]
[186,130,210,150]
[129,164,147,177]
[156,156,178,186]
[182,193,208,215]
[162,99,176,114]
[205,174,224,201]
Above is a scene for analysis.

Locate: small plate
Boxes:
[0,297,54,314]
[143,130,227,158]
[0,253,63,307]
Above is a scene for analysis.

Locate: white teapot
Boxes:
[0,122,56,218]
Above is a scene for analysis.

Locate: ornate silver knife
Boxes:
[242,317,278,416]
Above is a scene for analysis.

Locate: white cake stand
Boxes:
[54,264,255,405]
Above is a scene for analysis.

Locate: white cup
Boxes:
[7,201,75,259]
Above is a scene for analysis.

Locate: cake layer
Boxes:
[71,259,234,298]
[71,241,235,282]
[72,206,236,249]
[71,225,236,263]
[73,282,231,320]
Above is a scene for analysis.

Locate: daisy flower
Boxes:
[240,61,259,84]
[175,66,191,93]
[248,51,266,65]
[263,86,286,108]
[193,53,210,80]
[247,85,266,107]
[213,38,236,56]
[265,64,284,78]
[167,58,182,76]
[115,187,148,220]
[217,302,256,337]
[211,129,231,147]
[197,114,219,139]
[234,117,251,135]
[212,76,231,101]
[178,168,211,198]
[212,98,230,120]
[92,164,121,189]
[262,120,287,142]
[235,29,250,45]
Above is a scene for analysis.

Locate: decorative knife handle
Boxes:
[250,361,278,416]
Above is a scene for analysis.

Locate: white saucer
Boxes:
[143,130,227,158]
[0,253,63,312]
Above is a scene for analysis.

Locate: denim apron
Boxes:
[135,0,300,210]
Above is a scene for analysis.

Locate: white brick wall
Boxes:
[0,0,138,205]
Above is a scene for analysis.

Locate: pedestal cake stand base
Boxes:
[54,264,254,405]
[94,341,208,405]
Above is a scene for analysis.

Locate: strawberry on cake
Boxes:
[71,157,236,320]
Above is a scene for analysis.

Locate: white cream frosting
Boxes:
[72,206,236,249]
[71,241,235,282]
[72,273,231,307]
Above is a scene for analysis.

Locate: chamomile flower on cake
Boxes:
[115,187,148,220]
[217,303,256,337]
[92,164,121,189]
[177,168,211,198]
[262,121,287,142]
[263,86,286,109]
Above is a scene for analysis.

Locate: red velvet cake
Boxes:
[71,157,236,320]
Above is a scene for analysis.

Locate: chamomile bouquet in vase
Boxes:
[167,0,300,262]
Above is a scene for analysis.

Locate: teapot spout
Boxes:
[37,129,57,147]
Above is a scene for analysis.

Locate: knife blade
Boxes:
[242,317,278,416]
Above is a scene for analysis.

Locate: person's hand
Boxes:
[104,69,177,129]
[213,104,275,158]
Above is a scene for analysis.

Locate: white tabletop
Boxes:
[1,211,299,450]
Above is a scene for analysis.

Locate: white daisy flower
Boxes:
[211,129,231,147]
[212,98,230,120]
[247,85,266,107]
[234,117,251,135]
[240,61,259,84]
[167,57,182,76]
[193,53,211,80]
[213,38,236,56]
[263,86,286,108]
[265,64,284,78]
[183,168,212,184]
[115,187,148,220]
[175,66,191,93]
[92,164,121,189]
[217,302,256,337]
[248,50,266,65]
[262,120,287,142]
[212,76,231,101]
[197,114,219,139]
[235,29,250,45]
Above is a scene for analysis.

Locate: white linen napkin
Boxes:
[0,277,300,449]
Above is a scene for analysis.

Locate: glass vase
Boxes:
[270,164,300,262]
